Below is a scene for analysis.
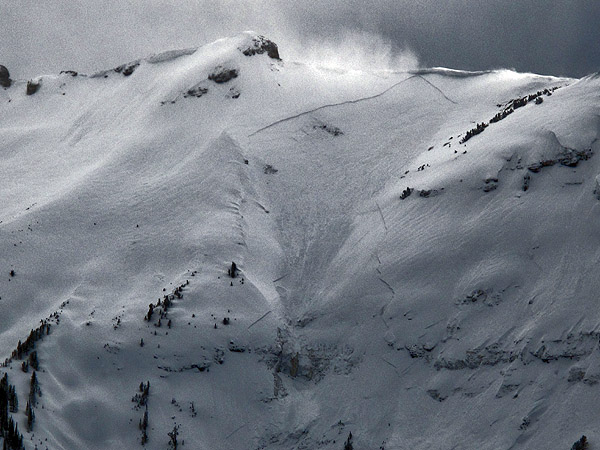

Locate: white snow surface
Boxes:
[1,32,600,449]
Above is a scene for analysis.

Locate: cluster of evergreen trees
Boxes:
[168,425,179,449]
[0,314,57,447]
[7,322,51,365]
[139,407,148,445]
[132,382,151,445]
[0,375,24,450]
[22,371,39,432]
[459,122,489,144]
[489,108,512,124]
[460,86,561,144]
[145,281,189,323]
[21,352,39,373]
[1,418,23,450]
[132,381,150,409]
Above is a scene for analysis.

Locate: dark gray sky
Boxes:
[2,0,599,79]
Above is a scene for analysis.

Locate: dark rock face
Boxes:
[527,148,593,173]
[0,65,11,88]
[208,66,238,83]
[184,86,208,98]
[114,62,139,76]
[240,36,280,60]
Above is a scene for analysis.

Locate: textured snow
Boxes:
[1,33,599,449]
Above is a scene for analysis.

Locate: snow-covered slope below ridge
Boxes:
[1,31,600,449]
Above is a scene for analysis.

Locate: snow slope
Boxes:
[1,32,599,449]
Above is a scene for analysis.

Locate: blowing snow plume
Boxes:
[281,30,419,73]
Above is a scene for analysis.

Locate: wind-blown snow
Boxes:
[1,33,599,450]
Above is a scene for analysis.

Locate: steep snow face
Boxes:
[0,33,599,450]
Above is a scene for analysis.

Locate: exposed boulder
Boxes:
[26,80,40,95]
[208,66,238,83]
[419,188,442,197]
[263,164,278,174]
[400,187,413,200]
[558,148,592,167]
[228,87,240,99]
[184,86,208,98]
[114,62,139,76]
[0,65,11,88]
[240,35,280,60]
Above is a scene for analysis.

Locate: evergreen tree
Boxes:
[8,387,17,413]
[29,372,38,406]
[28,352,38,371]
[344,432,353,450]
[571,436,589,450]
[168,425,178,449]
[25,401,34,432]
[0,374,9,436]
[145,304,154,321]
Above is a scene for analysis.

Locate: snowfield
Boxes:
[1,32,600,449]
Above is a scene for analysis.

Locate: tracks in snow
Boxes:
[248,75,457,138]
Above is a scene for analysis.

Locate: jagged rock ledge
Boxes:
[239,35,280,60]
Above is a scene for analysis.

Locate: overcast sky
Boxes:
[2,0,599,79]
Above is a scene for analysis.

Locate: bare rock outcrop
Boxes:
[240,35,280,60]
[0,65,11,88]
[208,66,239,83]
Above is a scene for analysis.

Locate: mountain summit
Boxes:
[1,33,599,450]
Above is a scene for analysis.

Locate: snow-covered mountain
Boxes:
[1,32,599,450]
